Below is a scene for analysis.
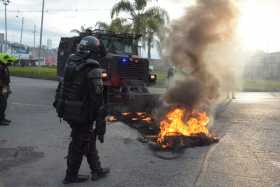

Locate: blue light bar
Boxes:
[119,57,129,65]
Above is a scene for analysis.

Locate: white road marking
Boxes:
[11,102,51,108]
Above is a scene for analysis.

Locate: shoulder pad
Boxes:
[86,58,100,66]
[88,68,102,79]
[0,63,7,69]
[69,54,83,62]
[76,58,100,71]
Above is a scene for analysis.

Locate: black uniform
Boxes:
[54,36,109,184]
[64,54,106,176]
[54,36,109,183]
[0,62,11,126]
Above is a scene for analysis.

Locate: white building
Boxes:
[244,52,280,80]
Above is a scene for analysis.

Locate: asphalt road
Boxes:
[0,77,280,187]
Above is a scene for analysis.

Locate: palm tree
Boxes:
[111,0,169,58]
[96,18,132,33]
[144,8,169,58]
[70,26,94,36]
[95,22,109,31]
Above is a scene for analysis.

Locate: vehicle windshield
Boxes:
[100,37,138,55]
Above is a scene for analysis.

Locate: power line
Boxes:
[0,8,111,13]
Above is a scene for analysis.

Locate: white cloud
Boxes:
[152,0,193,20]
[0,0,191,48]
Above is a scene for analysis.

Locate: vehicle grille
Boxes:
[119,60,148,80]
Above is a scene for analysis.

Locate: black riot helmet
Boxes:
[78,36,100,53]
[77,36,106,59]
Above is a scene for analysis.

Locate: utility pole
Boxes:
[33,25,36,48]
[2,0,10,52]
[20,17,24,45]
[38,0,45,65]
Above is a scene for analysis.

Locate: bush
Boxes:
[243,80,280,92]
[9,66,57,80]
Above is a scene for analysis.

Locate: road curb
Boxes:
[11,75,58,81]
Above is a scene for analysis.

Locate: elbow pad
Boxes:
[88,68,103,95]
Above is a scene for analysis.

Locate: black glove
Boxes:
[7,86,12,95]
[98,135,104,143]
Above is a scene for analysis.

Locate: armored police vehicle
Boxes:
[57,29,158,113]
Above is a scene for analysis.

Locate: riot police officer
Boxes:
[54,36,109,184]
[0,54,12,126]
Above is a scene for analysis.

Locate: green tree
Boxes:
[70,26,94,36]
[96,18,132,33]
[111,0,169,58]
[144,8,169,58]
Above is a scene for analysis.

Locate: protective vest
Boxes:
[0,64,10,88]
[54,53,102,124]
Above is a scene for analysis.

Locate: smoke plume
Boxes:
[162,0,239,112]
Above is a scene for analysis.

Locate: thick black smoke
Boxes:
[162,0,239,112]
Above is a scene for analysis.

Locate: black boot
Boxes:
[91,167,110,181]
[63,174,89,184]
[3,118,11,123]
[0,120,10,126]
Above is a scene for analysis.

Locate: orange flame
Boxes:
[106,116,117,123]
[157,107,209,144]
[121,112,154,123]
[122,112,130,116]
[142,117,152,123]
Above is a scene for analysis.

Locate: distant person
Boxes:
[227,91,236,99]
[167,66,175,87]
[53,36,109,184]
[0,54,12,126]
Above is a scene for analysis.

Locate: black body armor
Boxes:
[0,63,10,124]
[0,63,10,90]
[55,36,110,184]
[54,53,103,124]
